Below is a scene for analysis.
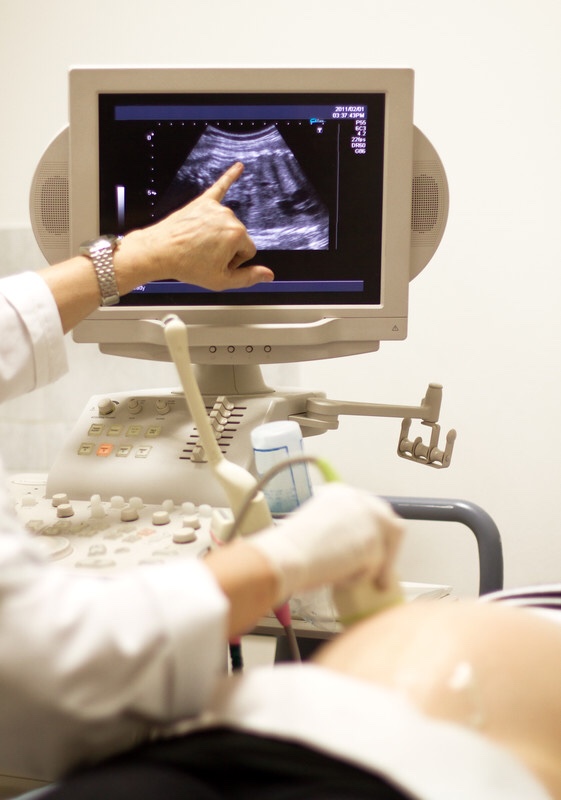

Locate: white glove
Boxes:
[247,483,404,606]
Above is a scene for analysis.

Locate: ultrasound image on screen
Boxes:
[156,125,329,251]
[98,93,385,305]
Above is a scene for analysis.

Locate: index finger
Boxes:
[202,162,245,203]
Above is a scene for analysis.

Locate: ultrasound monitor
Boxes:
[28,67,449,382]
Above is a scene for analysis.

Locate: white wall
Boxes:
[1,0,560,595]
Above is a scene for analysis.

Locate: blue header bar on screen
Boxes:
[114,105,367,122]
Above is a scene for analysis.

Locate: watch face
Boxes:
[80,235,117,251]
[101,235,118,247]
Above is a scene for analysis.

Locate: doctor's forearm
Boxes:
[38,233,157,335]
[204,540,279,639]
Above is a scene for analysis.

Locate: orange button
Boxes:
[96,443,114,457]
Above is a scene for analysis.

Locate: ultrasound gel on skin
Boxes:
[251,421,312,515]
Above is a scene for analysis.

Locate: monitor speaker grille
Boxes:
[411,159,446,247]
[32,162,69,246]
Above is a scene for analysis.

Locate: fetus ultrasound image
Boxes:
[155,125,330,251]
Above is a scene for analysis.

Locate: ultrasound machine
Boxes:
[16,66,459,612]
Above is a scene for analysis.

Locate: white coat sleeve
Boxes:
[0,271,68,400]
[0,272,230,780]
[0,480,229,781]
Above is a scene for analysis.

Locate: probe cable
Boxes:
[224,454,340,662]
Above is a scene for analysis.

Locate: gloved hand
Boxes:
[247,483,405,606]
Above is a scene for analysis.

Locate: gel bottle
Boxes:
[251,420,312,516]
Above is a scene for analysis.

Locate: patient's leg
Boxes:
[312,600,561,800]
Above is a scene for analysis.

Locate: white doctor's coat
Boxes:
[0,272,229,781]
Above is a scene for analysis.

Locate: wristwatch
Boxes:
[79,235,123,306]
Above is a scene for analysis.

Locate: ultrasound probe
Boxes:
[162,315,273,535]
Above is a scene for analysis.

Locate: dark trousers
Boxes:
[44,728,412,800]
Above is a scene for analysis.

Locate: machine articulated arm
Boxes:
[289,383,456,469]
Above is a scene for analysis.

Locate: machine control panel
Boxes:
[45,388,317,507]
[10,474,214,575]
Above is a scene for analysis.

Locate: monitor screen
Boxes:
[66,67,417,365]
[98,91,385,308]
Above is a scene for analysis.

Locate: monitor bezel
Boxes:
[68,66,415,363]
